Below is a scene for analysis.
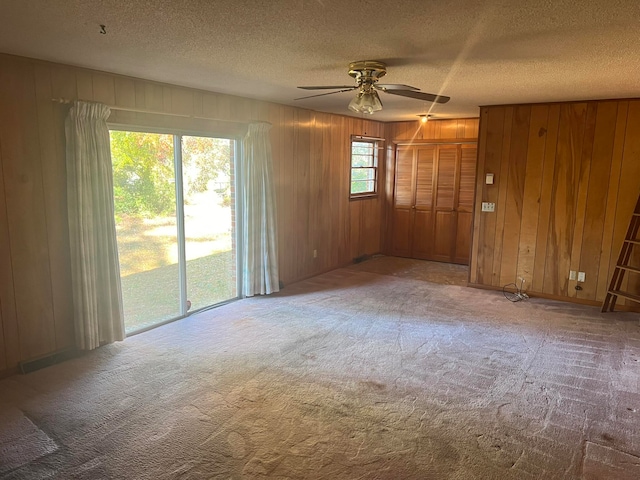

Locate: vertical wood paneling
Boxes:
[469,114,488,284]
[282,106,296,281]
[595,102,628,301]
[365,122,384,255]
[472,99,640,309]
[308,112,321,268]
[0,59,56,360]
[580,102,618,299]
[388,118,479,143]
[134,80,147,109]
[499,105,530,285]
[92,72,116,105]
[490,108,512,286]
[0,129,14,371]
[51,66,77,100]
[475,108,504,284]
[516,105,548,285]
[439,120,459,140]
[531,105,560,293]
[569,103,597,298]
[296,109,311,277]
[76,70,93,102]
[114,77,136,108]
[170,87,194,116]
[34,65,75,350]
[543,103,587,296]
[335,115,348,262]
[144,83,165,111]
[465,119,480,138]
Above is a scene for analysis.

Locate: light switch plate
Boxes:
[577,272,586,282]
[481,202,495,212]
[485,173,494,185]
[569,270,577,280]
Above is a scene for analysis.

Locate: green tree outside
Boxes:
[110,132,232,217]
[110,131,175,217]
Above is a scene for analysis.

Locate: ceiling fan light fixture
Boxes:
[348,90,382,115]
[297,60,450,115]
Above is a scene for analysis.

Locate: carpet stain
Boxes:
[360,380,387,391]
[226,431,247,459]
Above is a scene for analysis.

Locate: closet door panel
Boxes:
[391,210,412,257]
[453,145,477,264]
[412,146,436,258]
[434,145,458,210]
[391,147,415,256]
[431,145,459,261]
[394,147,415,208]
[432,212,456,261]
[414,146,435,208]
[412,211,433,259]
[390,142,477,264]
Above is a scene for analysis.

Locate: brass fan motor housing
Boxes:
[348,61,387,86]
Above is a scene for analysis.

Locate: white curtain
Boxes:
[241,123,280,296]
[65,101,125,350]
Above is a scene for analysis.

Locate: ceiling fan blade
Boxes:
[295,88,356,100]
[297,85,355,90]
[384,89,450,104]
[376,84,419,91]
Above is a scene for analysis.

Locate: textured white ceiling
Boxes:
[1,0,639,121]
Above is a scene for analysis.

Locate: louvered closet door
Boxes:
[390,142,477,264]
[391,146,415,257]
[453,145,477,264]
[411,146,436,259]
[432,145,459,262]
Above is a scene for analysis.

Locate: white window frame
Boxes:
[350,136,382,199]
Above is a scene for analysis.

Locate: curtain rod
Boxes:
[50,98,271,126]
[352,134,385,142]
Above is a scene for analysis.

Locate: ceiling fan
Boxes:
[296,60,450,115]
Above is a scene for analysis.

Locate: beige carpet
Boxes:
[1,256,639,479]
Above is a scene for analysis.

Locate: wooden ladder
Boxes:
[602,194,640,312]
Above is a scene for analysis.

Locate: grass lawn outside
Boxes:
[121,250,236,333]
[115,209,236,334]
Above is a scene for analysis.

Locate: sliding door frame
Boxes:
[109,123,244,333]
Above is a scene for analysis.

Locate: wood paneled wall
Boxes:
[0,53,385,374]
[382,118,480,253]
[385,118,480,143]
[470,101,640,307]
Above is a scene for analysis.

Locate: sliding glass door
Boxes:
[110,130,238,334]
[181,136,236,311]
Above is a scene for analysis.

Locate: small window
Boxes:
[350,138,379,198]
